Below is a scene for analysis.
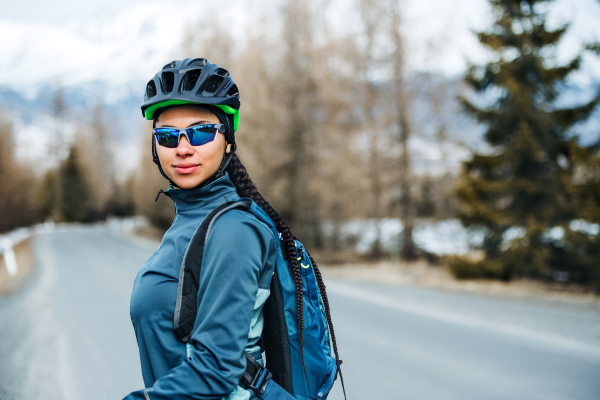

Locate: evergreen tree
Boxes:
[58,145,94,222]
[37,169,58,220]
[452,0,600,285]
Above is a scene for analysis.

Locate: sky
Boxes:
[1,0,599,98]
[2,0,170,24]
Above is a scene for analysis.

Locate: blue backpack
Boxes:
[173,199,346,400]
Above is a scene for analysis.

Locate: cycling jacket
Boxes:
[125,173,278,400]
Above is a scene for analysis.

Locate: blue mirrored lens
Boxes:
[154,131,179,148]
[153,125,218,148]
[187,125,217,146]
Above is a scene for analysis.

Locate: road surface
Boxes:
[0,226,599,400]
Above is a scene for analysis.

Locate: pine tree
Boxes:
[452,0,600,284]
[58,145,94,222]
[37,169,58,220]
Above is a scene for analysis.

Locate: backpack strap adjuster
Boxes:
[242,351,272,395]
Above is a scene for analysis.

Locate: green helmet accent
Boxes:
[144,100,240,131]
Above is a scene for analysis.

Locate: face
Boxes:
[155,106,229,189]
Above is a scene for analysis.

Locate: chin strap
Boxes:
[197,106,237,189]
[152,133,179,188]
[195,145,236,190]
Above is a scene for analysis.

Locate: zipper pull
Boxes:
[155,189,164,202]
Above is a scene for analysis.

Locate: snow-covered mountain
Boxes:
[1,0,599,173]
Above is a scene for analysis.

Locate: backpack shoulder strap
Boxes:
[173,199,252,342]
[173,198,293,397]
[261,267,294,393]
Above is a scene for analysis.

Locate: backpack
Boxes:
[173,199,345,400]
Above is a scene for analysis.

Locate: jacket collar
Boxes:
[165,173,238,213]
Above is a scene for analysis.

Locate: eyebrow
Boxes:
[158,120,213,128]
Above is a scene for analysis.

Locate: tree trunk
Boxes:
[390,1,417,260]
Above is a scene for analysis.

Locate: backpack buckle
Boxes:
[247,367,272,395]
[242,352,272,395]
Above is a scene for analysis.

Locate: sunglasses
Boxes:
[152,124,226,148]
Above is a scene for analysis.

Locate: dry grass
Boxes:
[320,259,600,305]
[0,237,35,296]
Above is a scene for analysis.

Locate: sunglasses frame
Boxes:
[152,123,226,148]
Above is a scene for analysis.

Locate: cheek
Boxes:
[201,137,226,163]
[198,142,224,166]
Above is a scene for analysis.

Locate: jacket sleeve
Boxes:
[123,210,276,400]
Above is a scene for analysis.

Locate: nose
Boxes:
[175,133,194,157]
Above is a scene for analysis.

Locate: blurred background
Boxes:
[0,0,600,283]
[2,0,600,285]
[1,0,600,399]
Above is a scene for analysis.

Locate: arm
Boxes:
[124,211,275,400]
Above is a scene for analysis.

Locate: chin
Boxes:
[171,174,208,189]
[174,176,206,189]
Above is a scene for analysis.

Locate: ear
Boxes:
[226,144,232,153]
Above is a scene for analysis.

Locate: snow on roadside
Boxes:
[328,218,482,256]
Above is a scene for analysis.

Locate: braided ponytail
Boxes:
[225,154,340,397]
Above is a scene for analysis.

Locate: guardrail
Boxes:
[0,225,42,277]
[0,217,147,277]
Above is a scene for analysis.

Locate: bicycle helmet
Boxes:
[142,58,240,131]
[142,58,241,190]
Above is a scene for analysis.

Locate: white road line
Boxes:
[327,281,600,357]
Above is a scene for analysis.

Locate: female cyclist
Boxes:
[123,58,341,400]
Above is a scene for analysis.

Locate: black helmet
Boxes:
[141,58,240,131]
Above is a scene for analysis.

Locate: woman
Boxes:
[124,58,340,400]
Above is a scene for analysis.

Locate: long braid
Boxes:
[306,253,339,360]
[307,252,347,398]
[225,154,311,397]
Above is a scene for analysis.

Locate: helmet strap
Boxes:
[151,132,179,189]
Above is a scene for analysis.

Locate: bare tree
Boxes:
[0,110,38,231]
[49,88,69,166]
[310,16,369,253]
[183,12,234,67]
[87,103,116,217]
[389,0,417,260]
[274,0,323,246]
[356,0,390,258]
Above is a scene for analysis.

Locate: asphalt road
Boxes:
[0,226,599,400]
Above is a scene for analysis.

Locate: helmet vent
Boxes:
[215,68,230,77]
[180,69,202,93]
[189,58,206,67]
[161,72,175,94]
[146,80,157,98]
[227,84,239,98]
[203,75,224,94]
[162,61,177,70]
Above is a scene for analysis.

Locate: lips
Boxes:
[173,163,199,175]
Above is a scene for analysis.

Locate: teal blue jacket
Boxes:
[125,174,278,400]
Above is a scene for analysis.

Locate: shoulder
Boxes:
[207,208,277,252]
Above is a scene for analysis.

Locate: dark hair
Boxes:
[225,154,340,395]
